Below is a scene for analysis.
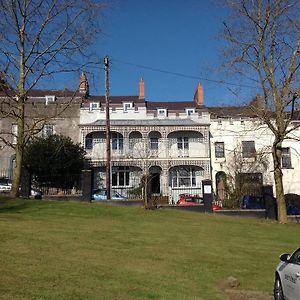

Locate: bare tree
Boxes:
[0,0,107,197]
[223,144,271,207]
[126,134,163,209]
[222,0,300,223]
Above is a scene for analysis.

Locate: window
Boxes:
[242,141,256,158]
[177,137,189,157]
[111,133,123,150]
[43,125,54,137]
[123,102,133,112]
[85,137,93,149]
[171,167,196,187]
[186,108,195,116]
[281,147,292,168]
[215,142,225,158]
[11,124,17,144]
[150,137,159,150]
[112,166,130,187]
[289,249,300,265]
[45,95,55,105]
[89,102,99,111]
[157,108,167,117]
[177,137,189,150]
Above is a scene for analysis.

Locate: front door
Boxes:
[151,173,160,194]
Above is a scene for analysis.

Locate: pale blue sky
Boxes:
[58,1,258,106]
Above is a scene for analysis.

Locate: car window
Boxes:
[289,249,300,265]
[185,198,195,202]
[95,189,106,195]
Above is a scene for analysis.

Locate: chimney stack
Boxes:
[194,82,203,106]
[79,72,89,97]
[138,78,145,99]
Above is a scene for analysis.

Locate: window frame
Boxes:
[215,142,225,158]
[171,167,196,188]
[112,166,130,187]
[157,108,167,117]
[43,124,55,138]
[89,102,99,111]
[242,140,256,158]
[11,124,18,144]
[45,95,55,105]
[185,108,195,116]
[281,147,292,169]
[177,137,189,150]
[111,133,123,151]
[123,102,133,112]
[150,137,159,150]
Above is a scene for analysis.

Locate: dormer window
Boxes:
[89,102,99,111]
[45,95,55,105]
[186,108,195,116]
[123,102,133,112]
[157,108,167,117]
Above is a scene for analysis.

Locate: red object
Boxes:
[212,203,222,211]
[176,195,203,205]
[176,194,222,210]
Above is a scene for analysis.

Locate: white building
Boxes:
[79,80,212,202]
[209,100,300,203]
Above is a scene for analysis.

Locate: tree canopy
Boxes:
[23,134,86,189]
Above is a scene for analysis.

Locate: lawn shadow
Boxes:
[0,199,33,214]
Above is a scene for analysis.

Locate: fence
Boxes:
[32,173,83,196]
[0,169,12,179]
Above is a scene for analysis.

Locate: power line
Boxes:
[112,58,258,89]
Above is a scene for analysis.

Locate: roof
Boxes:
[208,105,259,119]
[0,89,81,98]
[146,101,205,110]
[81,119,209,127]
[85,95,142,103]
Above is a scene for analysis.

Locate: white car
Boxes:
[274,247,300,300]
[0,177,12,192]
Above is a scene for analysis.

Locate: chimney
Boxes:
[194,82,203,106]
[79,72,89,97]
[138,78,145,99]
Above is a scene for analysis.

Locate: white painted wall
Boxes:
[210,117,300,196]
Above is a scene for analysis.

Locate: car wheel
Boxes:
[274,276,284,300]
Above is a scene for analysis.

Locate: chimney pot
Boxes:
[139,78,145,99]
[194,82,203,106]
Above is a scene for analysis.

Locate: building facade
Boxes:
[1,74,299,202]
[0,87,84,177]
[80,80,211,202]
[209,101,300,203]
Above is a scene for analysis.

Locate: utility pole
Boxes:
[104,56,111,200]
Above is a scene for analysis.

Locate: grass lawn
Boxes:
[0,198,299,300]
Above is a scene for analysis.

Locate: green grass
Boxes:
[0,198,299,300]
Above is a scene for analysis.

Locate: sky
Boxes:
[62,0,259,106]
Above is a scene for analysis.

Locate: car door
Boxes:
[282,249,300,300]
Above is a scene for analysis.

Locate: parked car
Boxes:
[274,247,300,300]
[176,194,222,211]
[240,195,265,209]
[0,177,43,198]
[285,194,300,215]
[30,188,43,199]
[176,194,203,205]
[0,177,12,192]
[92,189,127,201]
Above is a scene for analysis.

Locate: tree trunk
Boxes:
[10,96,25,198]
[272,141,287,224]
[11,17,26,198]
